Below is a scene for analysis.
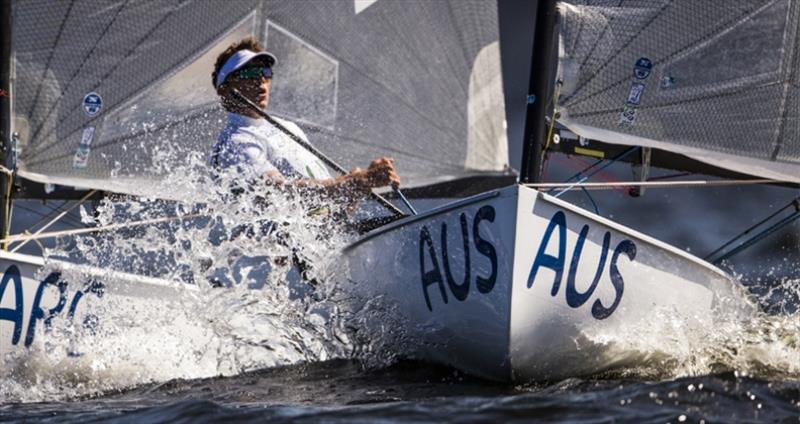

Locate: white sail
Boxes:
[557,0,800,183]
[10,0,510,196]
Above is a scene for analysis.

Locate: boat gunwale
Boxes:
[344,188,506,252]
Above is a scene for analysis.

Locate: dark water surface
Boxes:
[2,360,799,423]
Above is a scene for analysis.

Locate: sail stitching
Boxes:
[560,0,671,106]
[569,0,626,93]
[27,0,131,151]
[26,0,185,161]
[29,2,469,171]
[562,3,760,109]
[26,0,76,117]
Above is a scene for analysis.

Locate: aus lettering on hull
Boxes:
[419,205,499,312]
[527,211,636,320]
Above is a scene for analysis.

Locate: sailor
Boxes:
[209,37,400,288]
[209,37,400,198]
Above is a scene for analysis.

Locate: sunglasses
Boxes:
[233,65,273,81]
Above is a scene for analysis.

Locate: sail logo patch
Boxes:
[620,58,652,127]
[73,126,95,169]
[82,92,102,116]
[633,57,652,80]
[626,83,645,105]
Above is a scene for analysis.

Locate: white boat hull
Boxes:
[0,251,184,358]
[1,185,751,381]
[339,185,749,381]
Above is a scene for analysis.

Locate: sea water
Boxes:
[1,158,799,422]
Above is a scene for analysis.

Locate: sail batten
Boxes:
[557,0,800,183]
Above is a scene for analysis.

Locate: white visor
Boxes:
[215,49,276,88]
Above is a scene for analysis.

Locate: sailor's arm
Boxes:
[264,157,400,197]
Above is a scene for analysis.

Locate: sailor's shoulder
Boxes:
[272,117,308,140]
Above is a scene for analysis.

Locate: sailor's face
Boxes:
[225,61,272,110]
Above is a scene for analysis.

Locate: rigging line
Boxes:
[27,0,130,147]
[26,0,76,117]
[549,155,627,196]
[32,199,87,228]
[711,209,800,265]
[580,185,600,215]
[562,3,763,108]
[543,81,563,150]
[28,0,190,159]
[647,171,693,181]
[14,201,85,231]
[704,197,800,261]
[0,212,205,244]
[10,190,97,253]
[527,178,778,190]
[552,146,639,197]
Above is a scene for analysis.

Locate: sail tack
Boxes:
[557,0,800,183]
[11,0,508,196]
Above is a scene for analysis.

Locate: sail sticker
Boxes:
[661,75,677,89]
[633,57,652,80]
[619,58,652,127]
[82,92,102,116]
[73,126,95,169]
[626,83,645,105]
[619,105,637,127]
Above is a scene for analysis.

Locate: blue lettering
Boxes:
[420,225,448,311]
[25,272,67,347]
[441,214,470,301]
[592,240,636,320]
[527,211,567,295]
[565,227,610,308]
[473,205,497,294]
[0,266,24,345]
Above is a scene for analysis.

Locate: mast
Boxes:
[519,0,557,184]
[0,0,12,249]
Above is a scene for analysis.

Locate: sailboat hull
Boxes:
[340,185,748,381]
[0,251,185,358]
[0,185,749,381]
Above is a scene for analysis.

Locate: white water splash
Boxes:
[580,275,800,381]
[0,161,380,402]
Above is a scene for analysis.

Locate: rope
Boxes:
[543,80,563,152]
[0,165,13,251]
[551,146,640,197]
[705,197,800,264]
[10,190,97,253]
[0,212,205,244]
[527,178,778,190]
[711,210,800,265]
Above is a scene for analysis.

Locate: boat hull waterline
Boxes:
[339,185,749,381]
[0,185,749,381]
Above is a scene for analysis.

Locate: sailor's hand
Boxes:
[365,157,400,188]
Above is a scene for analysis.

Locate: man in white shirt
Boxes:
[209,37,400,197]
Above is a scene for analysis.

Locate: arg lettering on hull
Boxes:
[0,265,102,348]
